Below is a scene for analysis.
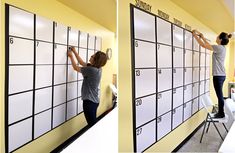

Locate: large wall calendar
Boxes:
[130,5,211,152]
[5,4,102,153]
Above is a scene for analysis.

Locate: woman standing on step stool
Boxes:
[192,29,232,118]
[68,47,108,126]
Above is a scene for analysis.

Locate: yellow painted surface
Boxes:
[223,42,233,96]
[228,40,235,81]
[0,0,116,152]
[233,40,235,81]
[146,110,206,152]
[118,0,233,152]
[57,0,117,33]
[171,0,234,34]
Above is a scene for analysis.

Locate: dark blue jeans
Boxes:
[213,76,226,115]
[83,99,99,126]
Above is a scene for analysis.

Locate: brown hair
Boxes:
[219,32,232,45]
[92,51,108,68]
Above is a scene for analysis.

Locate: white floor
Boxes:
[61,108,118,153]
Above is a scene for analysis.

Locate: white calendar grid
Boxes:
[5,4,102,153]
[130,5,210,152]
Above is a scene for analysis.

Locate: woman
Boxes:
[68,47,108,126]
[192,29,232,118]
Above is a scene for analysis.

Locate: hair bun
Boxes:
[228,33,232,39]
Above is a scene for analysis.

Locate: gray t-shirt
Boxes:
[81,66,101,103]
[212,45,226,76]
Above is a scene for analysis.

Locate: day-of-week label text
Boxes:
[173,18,182,27]
[185,24,191,31]
[135,0,152,12]
[158,10,169,20]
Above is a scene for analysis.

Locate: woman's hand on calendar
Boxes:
[71,46,76,52]
[192,29,203,38]
[192,30,197,37]
[199,33,204,38]
[68,51,73,58]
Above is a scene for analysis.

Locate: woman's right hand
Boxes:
[68,51,73,57]
[199,33,204,38]
[71,46,76,52]
[192,29,203,38]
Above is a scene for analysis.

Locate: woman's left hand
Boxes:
[199,33,204,38]
[192,29,197,36]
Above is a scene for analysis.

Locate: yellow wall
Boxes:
[228,40,235,82]
[0,0,116,153]
[0,2,3,152]
[118,0,231,152]
[230,38,235,82]
[222,40,234,97]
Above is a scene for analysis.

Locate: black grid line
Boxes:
[51,21,56,129]
[32,13,36,140]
